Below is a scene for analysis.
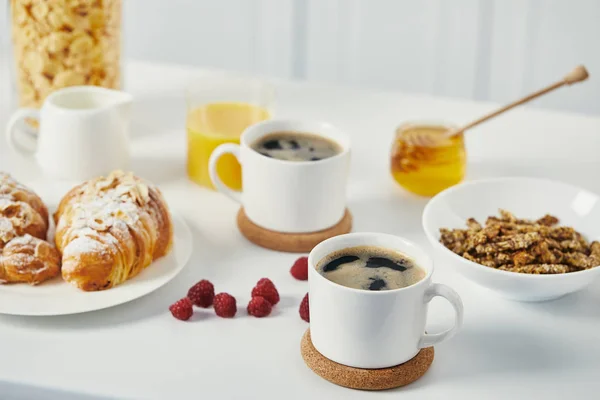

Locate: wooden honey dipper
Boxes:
[406,65,590,147]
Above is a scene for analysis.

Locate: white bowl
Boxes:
[422,177,600,302]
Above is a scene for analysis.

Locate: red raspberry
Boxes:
[290,257,309,280]
[187,279,214,308]
[247,296,273,318]
[213,293,237,318]
[251,278,280,305]
[299,293,309,322]
[169,297,193,321]
[256,277,275,287]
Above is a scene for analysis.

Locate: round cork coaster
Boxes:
[301,329,434,390]
[237,208,352,253]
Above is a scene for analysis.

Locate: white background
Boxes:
[1,0,599,115]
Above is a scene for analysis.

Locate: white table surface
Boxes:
[1,61,600,400]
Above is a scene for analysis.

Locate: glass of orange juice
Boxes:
[186,76,274,190]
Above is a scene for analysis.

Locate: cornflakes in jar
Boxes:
[9,0,122,108]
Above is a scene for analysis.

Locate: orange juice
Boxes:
[186,102,270,189]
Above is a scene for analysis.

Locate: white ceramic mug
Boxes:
[209,119,351,233]
[6,86,133,181]
[308,232,464,369]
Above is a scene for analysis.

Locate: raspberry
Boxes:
[169,297,193,321]
[187,279,214,308]
[213,293,237,318]
[290,257,308,280]
[299,293,309,322]
[256,277,275,287]
[247,296,272,318]
[251,278,280,305]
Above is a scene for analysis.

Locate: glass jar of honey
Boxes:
[186,77,273,190]
[390,122,466,197]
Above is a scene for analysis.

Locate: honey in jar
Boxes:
[187,102,270,190]
[390,122,466,197]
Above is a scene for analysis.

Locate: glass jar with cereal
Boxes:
[8,0,122,109]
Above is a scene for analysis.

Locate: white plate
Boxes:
[0,213,192,316]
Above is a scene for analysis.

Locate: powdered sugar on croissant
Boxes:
[54,170,173,291]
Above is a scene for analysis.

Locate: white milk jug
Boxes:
[6,86,133,181]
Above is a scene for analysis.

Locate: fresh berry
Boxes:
[247,296,273,318]
[187,279,215,308]
[299,293,309,322]
[169,297,193,321]
[213,293,237,318]
[256,277,275,287]
[290,257,309,280]
[251,278,280,305]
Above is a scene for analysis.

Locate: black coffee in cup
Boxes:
[251,131,342,161]
[316,246,426,291]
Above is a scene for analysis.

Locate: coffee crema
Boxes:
[251,131,342,162]
[316,245,426,291]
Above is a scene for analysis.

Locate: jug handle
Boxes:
[6,108,40,157]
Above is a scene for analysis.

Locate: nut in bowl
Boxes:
[422,177,600,302]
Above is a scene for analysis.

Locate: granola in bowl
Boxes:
[421,177,600,301]
[439,209,600,274]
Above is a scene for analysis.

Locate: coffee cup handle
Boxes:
[209,143,243,204]
[6,108,40,157]
[418,283,464,348]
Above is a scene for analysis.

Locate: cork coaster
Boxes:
[301,329,434,390]
[237,208,352,253]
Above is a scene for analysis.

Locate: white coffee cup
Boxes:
[308,232,464,369]
[6,86,133,181]
[209,119,350,233]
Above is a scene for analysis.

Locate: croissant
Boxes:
[54,171,173,291]
[1,235,61,285]
[0,173,61,285]
[0,172,48,243]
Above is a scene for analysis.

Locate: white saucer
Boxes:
[0,213,192,316]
